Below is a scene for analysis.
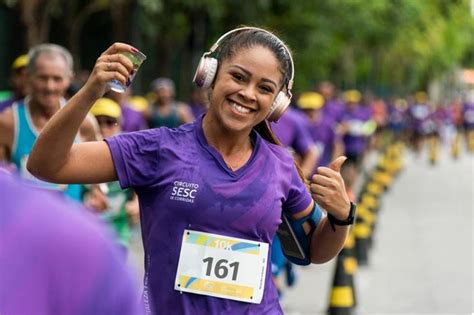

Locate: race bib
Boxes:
[174,230,269,304]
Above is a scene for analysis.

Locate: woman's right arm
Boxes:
[27,43,136,185]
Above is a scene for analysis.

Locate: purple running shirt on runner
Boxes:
[272,107,313,156]
[106,114,314,314]
[0,173,143,315]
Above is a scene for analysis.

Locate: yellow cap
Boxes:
[128,96,149,112]
[90,98,122,119]
[343,90,362,103]
[415,91,427,103]
[297,92,324,110]
[12,54,29,70]
[394,98,408,109]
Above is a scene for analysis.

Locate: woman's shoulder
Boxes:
[258,137,294,164]
[113,122,196,146]
[130,121,195,135]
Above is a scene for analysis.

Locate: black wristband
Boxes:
[327,202,356,231]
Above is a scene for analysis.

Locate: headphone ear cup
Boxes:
[193,57,218,88]
[267,91,291,122]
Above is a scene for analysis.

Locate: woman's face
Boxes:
[209,45,283,133]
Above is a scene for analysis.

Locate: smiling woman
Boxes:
[27,27,353,315]
[208,46,281,131]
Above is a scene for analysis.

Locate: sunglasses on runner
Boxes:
[96,117,119,127]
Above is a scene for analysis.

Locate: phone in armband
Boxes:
[276,213,307,260]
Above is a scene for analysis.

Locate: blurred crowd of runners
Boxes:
[1,47,473,301]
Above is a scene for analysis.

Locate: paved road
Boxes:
[282,145,473,315]
[128,144,474,315]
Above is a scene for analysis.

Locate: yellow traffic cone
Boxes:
[328,254,355,315]
[356,203,376,249]
[354,218,371,266]
[365,181,383,198]
[342,230,358,307]
[451,132,461,159]
[468,130,474,152]
[360,193,379,213]
[428,136,438,165]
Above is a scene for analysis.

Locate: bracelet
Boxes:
[327,202,356,232]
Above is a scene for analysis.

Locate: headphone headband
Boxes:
[206,26,294,91]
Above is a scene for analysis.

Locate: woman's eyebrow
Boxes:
[230,64,278,88]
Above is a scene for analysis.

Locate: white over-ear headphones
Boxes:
[193,27,294,122]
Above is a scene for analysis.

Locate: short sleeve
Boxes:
[291,116,313,156]
[105,129,162,189]
[293,125,313,155]
[282,162,313,216]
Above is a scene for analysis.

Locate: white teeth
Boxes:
[231,102,251,114]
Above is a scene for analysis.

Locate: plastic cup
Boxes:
[107,50,146,93]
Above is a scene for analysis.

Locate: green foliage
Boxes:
[3,0,473,96]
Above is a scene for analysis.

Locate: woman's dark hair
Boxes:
[215,28,292,89]
[216,28,308,185]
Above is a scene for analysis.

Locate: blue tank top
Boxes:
[150,103,181,128]
[11,99,83,201]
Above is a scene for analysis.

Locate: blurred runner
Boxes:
[188,87,209,119]
[407,91,431,152]
[148,77,194,128]
[0,44,98,201]
[318,81,345,127]
[462,96,474,152]
[272,105,318,179]
[340,90,375,189]
[0,54,29,112]
[0,173,143,315]
[106,89,148,132]
[297,91,343,169]
[84,98,140,250]
[387,98,409,142]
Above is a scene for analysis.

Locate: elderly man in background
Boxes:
[0,43,97,201]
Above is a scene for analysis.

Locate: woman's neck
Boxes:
[202,113,252,156]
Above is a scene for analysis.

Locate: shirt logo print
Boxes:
[170,180,199,203]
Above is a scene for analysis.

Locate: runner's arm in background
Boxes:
[80,114,102,142]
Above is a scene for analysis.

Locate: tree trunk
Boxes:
[19,0,48,47]
[69,2,105,71]
[110,1,132,42]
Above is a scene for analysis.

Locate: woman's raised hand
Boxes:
[82,43,137,99]
[310,156,351,220]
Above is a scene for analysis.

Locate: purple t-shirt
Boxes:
[121,104,148,132]
[106,115,313,314]
[0,173,143,315]
[463,102,474,128]
[388,102,408,132]
[341,105,373,156]
[304,117,338,167]
[272,107,313,156]
[322,98,345,127]
[408,103,431,133]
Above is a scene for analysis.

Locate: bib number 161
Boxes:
[203,257,240,281]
